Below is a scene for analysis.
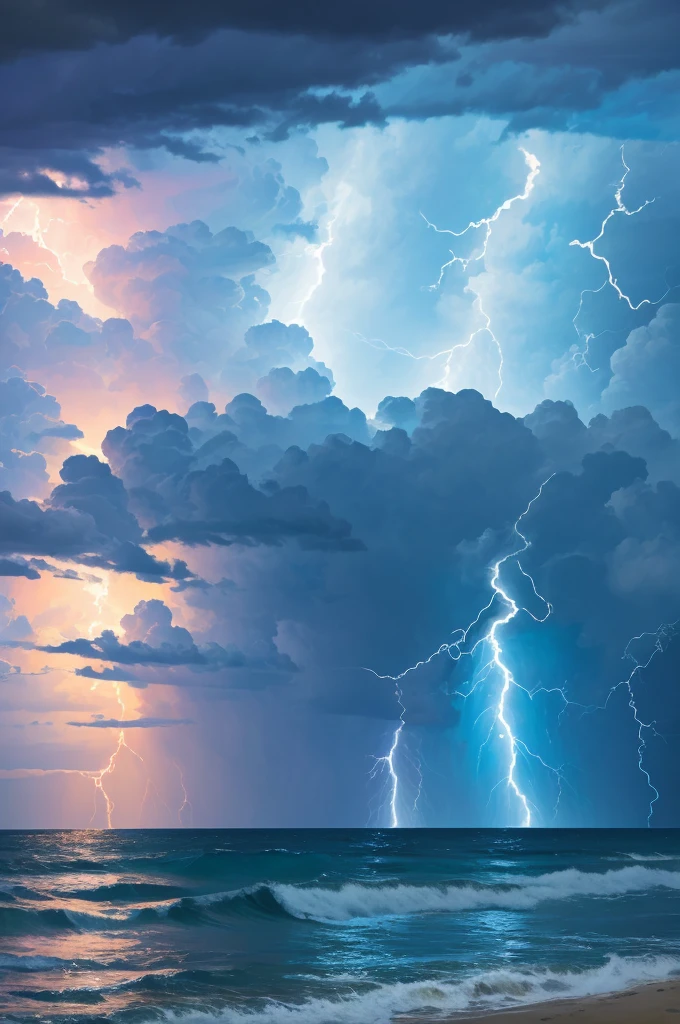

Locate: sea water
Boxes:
[1,829,679,1022]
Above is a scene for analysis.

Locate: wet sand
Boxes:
[401,981,680,1023]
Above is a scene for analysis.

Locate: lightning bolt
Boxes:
[595,621,678,826]
[350,149,540,402]
[420,148,540,400]
[1,196,79,286]
[0,680,144,829]
[367,476,563,828]
[422,148,541,285]
[369,685,405,828]
[175,761,193,825]
[568,145,669,371]
[82,680,144,828]
[294,184,350,326]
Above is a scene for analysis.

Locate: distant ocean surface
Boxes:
[1,830,680,1023]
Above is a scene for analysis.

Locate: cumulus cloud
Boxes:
[0,596,33,643]
[0,460,191,582]
[85,222,273,339]
[0,229,282,425]
[0,262,155,402]
[0,375,83,499]
[101,400,366,549]
[255,366,333,415]
[41,598,296,680]
[601,304,680,435]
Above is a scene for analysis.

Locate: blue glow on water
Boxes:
[0,829,679,1022]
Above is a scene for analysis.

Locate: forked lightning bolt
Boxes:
[352,149,540,401]
[0,674,191,827]
[367,476,560,828]
[569,145,669,370]
[598,621,678,826]
[422,148,541,285]
[422,148,541,399]
[369,686,406,829]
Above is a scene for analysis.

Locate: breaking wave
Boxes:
[5,866,680,932]
[156,955,680,1023]
[268,865,680,922]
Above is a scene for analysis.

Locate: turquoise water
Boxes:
[1,829,680,1022]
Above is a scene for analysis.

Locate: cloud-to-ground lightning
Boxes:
[82,679,145,827]
[595,621,678,826]
[369,685,405,828]
[367,476,564,828]
[569,145,669,371]
[175,761,193,825]
[0,685,144,829]
[0,667,192,826]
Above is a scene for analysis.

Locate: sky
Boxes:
[1,0,679,829]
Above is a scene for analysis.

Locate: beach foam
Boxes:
[158,955,680,1024]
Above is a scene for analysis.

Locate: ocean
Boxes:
[0,829,679,1023]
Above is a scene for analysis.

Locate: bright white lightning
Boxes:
[420,148,540,399]
[422,148,541,285]
[569,145,669,370]
[367,476,560,828]
[351,149,540,401]
[369,685,406,828]
[293,184,350,327]
[1,196,79,286]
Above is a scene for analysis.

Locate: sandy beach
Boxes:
[435,980,680,1023]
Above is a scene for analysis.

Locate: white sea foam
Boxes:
[619,852,680,862]
[159,955,680,1024]
[270,865,680,922]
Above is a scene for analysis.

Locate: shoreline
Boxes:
[447,979,680,1022]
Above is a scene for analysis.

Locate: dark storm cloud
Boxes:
[41,597,296,679]
[1,0,601,60]
[255,388,679,697]
[0,558,40,580]
[6,367,680,820]
[50,454,143,544]
[4,0,676,196]
[40,629,237,666]
[74,665,141,683]
[0,489,104,558]
[102,401,366,550]
[525,397,680,483]
[379,1,680,138]
[0,31,440,196]
[0,458,191,582]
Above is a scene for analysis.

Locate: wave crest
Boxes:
[156,955,680,1023]
[270,865,680,922]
